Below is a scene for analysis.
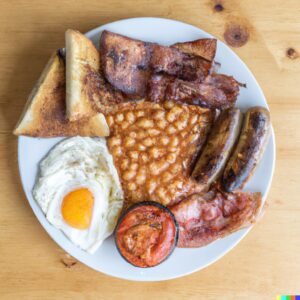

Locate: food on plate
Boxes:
[170,188,263,248]
[66,29,98,121]
[100,31,213,97]
[222,106,271,192]
[15,26,272,267]
[66,29,124,121]
[115,201,178,267]
[99,30,243,109]
[192,108,243,186]
[33,137,123,253]
[100,30,152,97]
[150,43,212,81]
[107,101,214,205]
[13,51,109,137]
[148,73,243,109]
[171,38,217,62]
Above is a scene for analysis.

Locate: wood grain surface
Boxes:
[1,0,300,299]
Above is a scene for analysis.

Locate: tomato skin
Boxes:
[115,201,179,268]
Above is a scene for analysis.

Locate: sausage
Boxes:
[222,106,271,192]
[192,108,243,187]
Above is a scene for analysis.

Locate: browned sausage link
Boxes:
[192,108,243,186]
[222,106,271,192]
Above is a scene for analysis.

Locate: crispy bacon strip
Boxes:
[170,189,263,248]
[172,38,217,62]
[147,74,174,103]
[148,73,242,109]
[150,44,212,81]
[100,30,152,97]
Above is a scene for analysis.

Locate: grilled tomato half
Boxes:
[115,201,178,268]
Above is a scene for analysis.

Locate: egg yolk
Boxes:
[61,188,94,230]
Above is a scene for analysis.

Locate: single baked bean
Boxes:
[137,118,154,129]
[167,125,176,134]
[130,163,139,171]
[141,153,149,163]
[153,110,165,120]
[126,112,136,123]
[147,179,157,194]
[143,137,154,147]
[127,182,137,191]
[148,129,160,136]
[137,143,146,151]
[159,136,169,146]
[136,110,145,117]
[123,170,136,181]
[120,158,129,171]
[115,113,124,123]
[174,119,188,130]
[121,121,129,130]
[157,120,168,129]
[112,146,122,157]
[128,151,139,161]
[136,130,147,139]
[124,137,135,148]
[164,101,175,109]
[166,153,176,164]
[108,136,121,147]
[136,172,146,185]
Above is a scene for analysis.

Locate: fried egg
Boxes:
[33,137,123,253]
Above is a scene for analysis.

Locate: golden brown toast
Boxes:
[65,29,100,121]
[13,51,109,137]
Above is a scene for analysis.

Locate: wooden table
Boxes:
[1,1,299,299]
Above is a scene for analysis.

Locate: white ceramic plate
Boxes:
[18,17,275,281]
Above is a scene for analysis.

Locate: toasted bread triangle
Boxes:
[66,29,99,121]
[13,51,109,137]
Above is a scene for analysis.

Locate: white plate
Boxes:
[18,17,276,281]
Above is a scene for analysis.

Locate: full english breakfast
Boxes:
[14,28,271,268]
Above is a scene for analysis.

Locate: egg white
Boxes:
[33,137,123,253]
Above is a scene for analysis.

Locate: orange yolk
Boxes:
[61,188,94,230]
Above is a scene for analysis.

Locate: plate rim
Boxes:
[17,17,276,281]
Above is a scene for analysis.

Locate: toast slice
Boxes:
[65,29,99,121]
[13,50,109,137]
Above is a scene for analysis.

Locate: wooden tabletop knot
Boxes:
[224,23,249,48]
[214,3,224,12]
[286,48,299,60]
